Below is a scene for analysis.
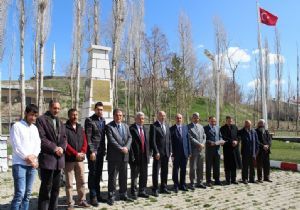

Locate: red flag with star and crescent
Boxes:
[259,7,278,26]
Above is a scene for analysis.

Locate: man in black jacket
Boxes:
[220,116,242,185]
[129,112,150,199]
[150,111,172,197]
[84,102,106,207]
[256,119,272,182]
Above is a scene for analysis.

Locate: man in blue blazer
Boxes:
[170,114,191,192]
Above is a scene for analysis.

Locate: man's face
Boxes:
[95,106,104,118]
[158,111,166,123]
[25,111,38,125]
[244,121,251,129]
[192,116,199,124]
[209,117,217,126]
[226,118,233,126]
[49,102,60,116]
[176,114,183,125]
[114,111,123,123]
[257,121,264,128]
[69,111,78,124]
[136,115,145,126]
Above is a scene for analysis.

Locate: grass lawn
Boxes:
[270,140,300,163]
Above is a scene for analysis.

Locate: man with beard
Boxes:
[220,116,242,185]
[256,119,272,183]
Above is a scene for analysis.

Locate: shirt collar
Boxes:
[21,119,31,127]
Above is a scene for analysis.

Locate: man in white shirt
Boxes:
[10,104,41,210]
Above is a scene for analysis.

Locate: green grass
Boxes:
[270,140,300,163]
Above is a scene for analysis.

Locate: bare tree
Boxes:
[18,0,26,118]
[0,0,10,62]
[264,38,271,114]
[37,0,51,114]
[274,28,283,129]
[111,0,125,108]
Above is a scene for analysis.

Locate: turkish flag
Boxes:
[259,7,278,26]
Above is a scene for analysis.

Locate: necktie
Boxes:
[140,127,145,153]
[161,124,166,135]
[117,124,124,141]
[178,126,182,136]
[252,131,256,158]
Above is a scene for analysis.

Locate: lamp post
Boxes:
[204,49,220,126]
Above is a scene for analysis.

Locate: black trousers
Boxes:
[205,153,220,183]
[87,152,104,200]
[130,155,148,194]
[225,168,237,183]
[242,155,255,181]
[107,161,128,199]
[172,156,188,188]
[38,168,61,210]
[152,156,169,191]
[256,151,270,180]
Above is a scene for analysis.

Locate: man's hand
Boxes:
[200,144,205,149]
[25,155,38,167]
[232,140,238,147]
[155,153,160,160]
[76,153,85,161]
[90,152,96,161]
[210,142,216,146]
[121,147,128,154]
[55,147,64,157]
[263,145,269,151]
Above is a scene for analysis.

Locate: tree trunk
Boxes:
[19,0,26,118]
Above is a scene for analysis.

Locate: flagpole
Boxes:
[256,0,268,129]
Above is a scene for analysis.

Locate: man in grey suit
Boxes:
[106,108,133,206]
[188,112,206,190]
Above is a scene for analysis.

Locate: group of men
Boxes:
[9,100,272,210]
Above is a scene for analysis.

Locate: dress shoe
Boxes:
[232,181,239,185]
[120,196,134,202]
[107,198,114,206]
[97,196,107,203]
[138,192,149,198]
[257,180,263,183]
[214,181,223,186]
[160,188,171,194]
[206,182,213,187]
[225,181,231,185]
[196,183,207,189]
[90,198,99,207]
[264,179,272,182]
[242,180,248,184]
[249,180,258,184]
[152,190,159,197]
[131,194,138,200]
[173,187,179,193]
[77,200,90,208]
[179,186,189,191]
[189,184,195,190]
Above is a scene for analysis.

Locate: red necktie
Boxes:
[140,127,145,153]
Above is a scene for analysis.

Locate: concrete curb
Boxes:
[270,160,300,172]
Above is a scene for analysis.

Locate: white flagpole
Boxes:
[256,0,268,129]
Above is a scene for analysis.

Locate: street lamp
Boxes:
[204,49,220,126]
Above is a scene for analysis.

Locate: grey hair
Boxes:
[136,112,145,118]
[192,112,200,118]
[258,119,265,125]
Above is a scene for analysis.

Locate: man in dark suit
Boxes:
[106,108,133,205]
[150,111,172,197]
[238,120,259,184]
[188,112,206,189]
[170,114,191,193]
[36,99,67,210]
[256,119,272,183]
[220,116,242,185]
[84,102,106,207]
[204,116,224,186]
[129,112,150,199]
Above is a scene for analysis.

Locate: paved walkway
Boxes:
[0,169,299,210]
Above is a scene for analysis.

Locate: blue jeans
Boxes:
[11,164,36,210]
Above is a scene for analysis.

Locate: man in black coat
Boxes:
[129,112,150,199]
[36,99,67,210]
[106,108,132,205]
[220,116,242,185]
[238,120,259,184]
[204,116,224,186]
[84,102,106,206]
[256,119,272,182]
[150,111,172,197]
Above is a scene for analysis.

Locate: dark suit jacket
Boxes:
[204,124,222,156]
[106,121,132,162]
[238,128,259,157]
[150,121,172,158]
[170,124,191,159]
[84,114,106,155]
[129,124,150,165]
[36,111,67,170]
[255,128,272,154]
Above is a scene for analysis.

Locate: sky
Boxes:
[1,0,300,99]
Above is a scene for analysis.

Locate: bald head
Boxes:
[175,113,183,125]
[157,111,166,123]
